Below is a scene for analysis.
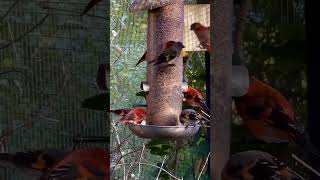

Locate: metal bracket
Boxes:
[141,81,188,93]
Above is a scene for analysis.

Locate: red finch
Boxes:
[116,108,146,125]
[149,41,185,66]
[40,148,109,180]
[184,86,209,111]
[81,0,103,16]
[222,150,300,180]
[234,77,319,158]
[190,22,211,53]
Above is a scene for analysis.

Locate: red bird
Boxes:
[234,77,319,157]
[116,108,146,125]
[190,22,211,53]
[184,86,209,111]
[222,150,299,180]
[40,148,109,180]
[109,109,131,117]
[81,0,103,16]
[149,41,185,66]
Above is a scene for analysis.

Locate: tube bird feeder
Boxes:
[130,0,185,126]
[127,0,202,140]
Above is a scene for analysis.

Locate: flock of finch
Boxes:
[0,0,316,179]
[111,19,319,180]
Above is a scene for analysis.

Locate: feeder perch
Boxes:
[128,123,200,139]
[140,81,189,92]
[231,65,249,97]
[129,0,180,12]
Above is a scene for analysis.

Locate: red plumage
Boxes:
[118,108,146,125]
[184,86,208,111]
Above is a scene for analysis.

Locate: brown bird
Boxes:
[180,109,209,127]
[190,22,211,53]
[40,148,109,180]
[81,0,103,16]
[222,150,300,180]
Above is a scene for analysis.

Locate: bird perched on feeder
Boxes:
[109,109,131,117]
[234,77,320,158]
[0,149,69,175]
[221,150,300,180]
[184,85,209,112]
[136,49,189,67]
[180,109,209,127]
[190,22,211,53]
[40,148,109,180]
[116,108,146,125]
[81,0,103,16]
[148,41,185,66]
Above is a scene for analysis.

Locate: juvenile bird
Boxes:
[184,86,209,112]
[234,77,320,158]
[222,150,300,180]
[40,148,109,180]
[148,41,185,66]
[190,22,211,53]
[116,108,146,125]
[180,109,209,127]
[81,0,103,16]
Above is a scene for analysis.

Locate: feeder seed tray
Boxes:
[128,123,200,140]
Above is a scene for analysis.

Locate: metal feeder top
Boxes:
[129,0,180,12]
[128,123,200,140]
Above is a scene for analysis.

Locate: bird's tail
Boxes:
[199,101,209,113]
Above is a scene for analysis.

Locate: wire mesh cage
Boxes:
[0,0,108,179]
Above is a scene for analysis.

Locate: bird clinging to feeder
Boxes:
[221,150,300,180]
[234,77,320,158]
[184,85,209,112]
[148,41,185,66]
[190,22,211,53]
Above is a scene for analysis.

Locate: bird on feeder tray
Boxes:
[221,150,300,180]
[40,148,109,180]
[234,77,320,158]
[180,109,209,127]
[183,85,209,112]
[81,0,103,16]
[148,41,185,66]
[190,22,211,53]
[116,108,146,125]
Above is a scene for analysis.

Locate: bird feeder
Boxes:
[128,0,201,140]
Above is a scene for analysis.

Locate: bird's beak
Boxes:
[182,45,185,48]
